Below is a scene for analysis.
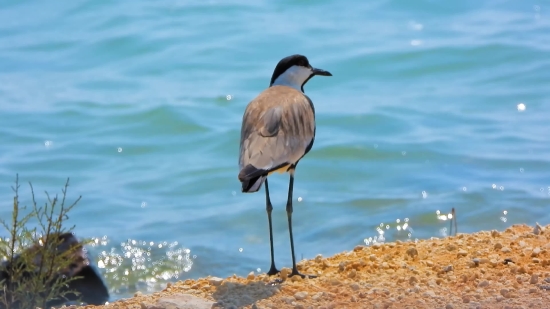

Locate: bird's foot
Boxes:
[266,265,283,286]
[289,268,317,279]
[266,265,280,276]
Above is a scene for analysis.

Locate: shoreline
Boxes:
[87,223,550,309]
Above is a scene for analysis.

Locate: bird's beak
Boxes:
[312,67,332,76]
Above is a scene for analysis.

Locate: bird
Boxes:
[238,54,332,278]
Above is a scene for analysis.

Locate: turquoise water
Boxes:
[1,0,549,300]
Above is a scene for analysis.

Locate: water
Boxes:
[1,0,549,301]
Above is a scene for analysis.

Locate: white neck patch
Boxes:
[271,65,313,92]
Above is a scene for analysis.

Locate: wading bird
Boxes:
[238,54,332,278]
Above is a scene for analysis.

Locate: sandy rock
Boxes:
[406,247,418,258]
[280,268,291,280]
[85,223,550,309]
[294,291,308,300]
[533,222,544,235]
[446,244,457,251]
[422,290,436,298]
[315,254,323,263]
[311,292,323,301]
[141,302,160,309]
[155,294,215,309]
[500,288,509,297]
[208,277,224,286]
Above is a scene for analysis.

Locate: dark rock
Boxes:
[0,232,109,309]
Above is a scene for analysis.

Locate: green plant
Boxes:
[0,175,85,309]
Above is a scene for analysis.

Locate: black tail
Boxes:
[238,164,267,193]
[241,175,266,193]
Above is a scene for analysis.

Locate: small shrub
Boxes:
[0,175,99,309]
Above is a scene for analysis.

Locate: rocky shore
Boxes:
[85,224,550,309]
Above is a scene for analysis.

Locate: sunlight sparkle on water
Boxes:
[408,20,424,31]
[364,218,413,246]
[92,236,193,296]
[436,210,453,221]
[517,103,526,112]
[500,210,508,222]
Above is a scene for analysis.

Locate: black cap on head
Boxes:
[269,54,332,92]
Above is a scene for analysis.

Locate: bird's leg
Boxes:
[452,208,457,236]
[286,168,316,279]
[265,179,279,276]
[449,209,453,236]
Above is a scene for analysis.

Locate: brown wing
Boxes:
[238,86,316,181]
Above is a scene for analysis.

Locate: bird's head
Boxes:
[269,54,332,92]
